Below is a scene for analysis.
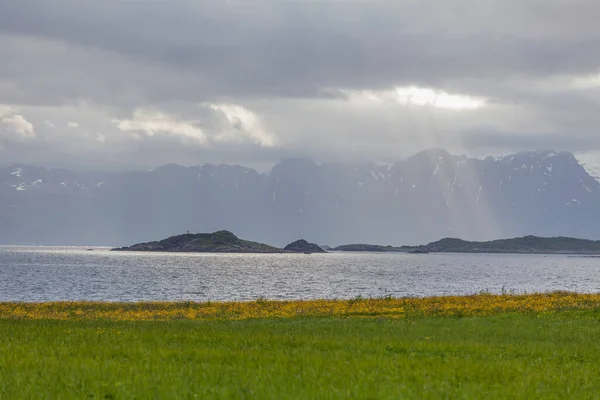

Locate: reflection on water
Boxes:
[0,246,599,302]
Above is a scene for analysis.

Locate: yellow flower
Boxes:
[0,292,598,321]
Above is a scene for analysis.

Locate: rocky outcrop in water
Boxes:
[283,239,326,253]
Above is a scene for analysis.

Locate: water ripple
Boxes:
[0,247,599,301]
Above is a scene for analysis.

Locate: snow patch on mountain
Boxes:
[577,153,600,183]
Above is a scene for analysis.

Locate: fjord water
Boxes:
[1,246,599,302]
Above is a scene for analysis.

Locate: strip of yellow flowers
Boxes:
[1,292,600,321]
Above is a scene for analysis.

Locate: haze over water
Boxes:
[1,247,599,302]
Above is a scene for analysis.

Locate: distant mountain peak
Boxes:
[2,149,600,246]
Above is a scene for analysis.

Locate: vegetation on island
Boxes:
[2,293,600,398]
[415,235,600,254]
[334,235,600,254]
[113,230,287,253]
[113,230,600,255]
[113,230,328,254]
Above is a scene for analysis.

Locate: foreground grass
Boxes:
[3,294,600,399]
[2,313,600,399]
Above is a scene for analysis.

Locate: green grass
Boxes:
[1,314,600,399]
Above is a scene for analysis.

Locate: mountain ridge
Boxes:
[2,149,599,246]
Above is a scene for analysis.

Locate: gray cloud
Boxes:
[2,1,600,100]
[0,0,600,169]
[463,129,600,154]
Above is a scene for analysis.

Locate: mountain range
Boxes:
[1,149,599,246]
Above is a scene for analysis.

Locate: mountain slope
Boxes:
[1,150,599,246]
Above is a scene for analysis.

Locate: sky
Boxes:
[1,0,599,171]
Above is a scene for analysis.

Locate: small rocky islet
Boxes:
[112,230,326,254]
[283,239,327,253]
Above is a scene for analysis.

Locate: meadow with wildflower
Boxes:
[2,291,600,321]
[2,292,600,399]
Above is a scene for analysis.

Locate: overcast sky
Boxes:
[1,0,599,170]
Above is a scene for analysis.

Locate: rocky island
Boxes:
[114,232,600,255]
[113,230,328,254]
[113,230,287,253]
[333,235,600,255]
[414,236,600,254]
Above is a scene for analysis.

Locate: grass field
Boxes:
[2,294,600,399]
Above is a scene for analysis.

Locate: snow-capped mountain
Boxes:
[1,150,599,246]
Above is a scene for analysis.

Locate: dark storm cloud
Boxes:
[1,0,600,169]
[1,0,600,102]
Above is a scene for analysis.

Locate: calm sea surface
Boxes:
[0,246,599,302]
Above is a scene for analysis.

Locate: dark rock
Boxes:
[284,239,326,253]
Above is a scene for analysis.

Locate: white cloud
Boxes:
[116,108,207,144]
[44,120,56,128]
[115,105,277,148]
[0,105,16,117]
[67,121,80,128]
[332,86,486,110]
[1,113,35,138]
[571,73,600,89]
[395,87,486,110]
[208,103,278,147]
